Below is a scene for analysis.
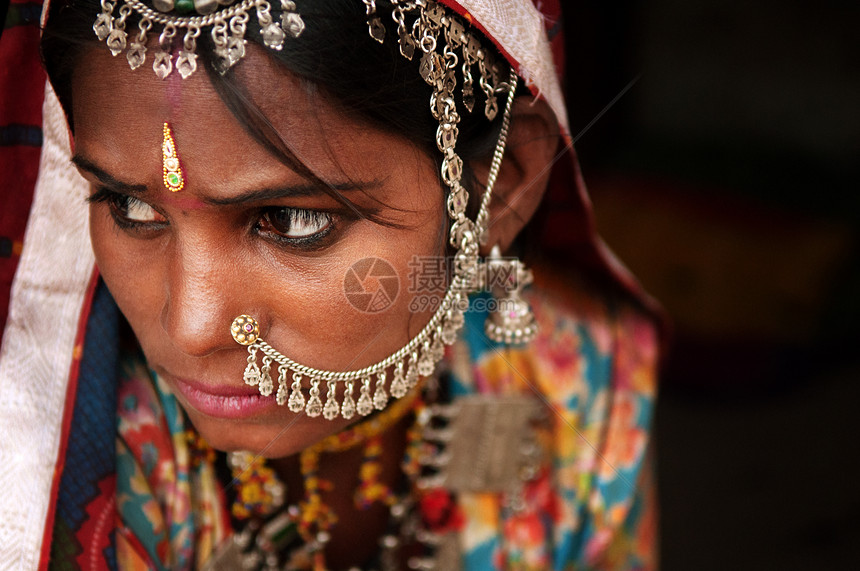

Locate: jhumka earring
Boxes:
[483,245,537,345]
[161,122,184,192]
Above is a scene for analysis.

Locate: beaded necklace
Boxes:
[201,379,440,570]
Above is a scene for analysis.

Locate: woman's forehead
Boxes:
[70,44,423,199]
[73,44,347,147]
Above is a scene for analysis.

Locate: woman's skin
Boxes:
[69,41,558,566]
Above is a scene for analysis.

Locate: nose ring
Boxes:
[231,315,260,345]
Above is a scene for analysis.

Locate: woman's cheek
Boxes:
[89,207,163,328]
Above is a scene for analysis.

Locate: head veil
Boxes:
[0,0,659,566]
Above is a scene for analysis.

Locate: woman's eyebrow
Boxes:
[70,155,148,194]
[71,153,383,205]
[204,180,383,206]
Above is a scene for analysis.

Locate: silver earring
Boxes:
[483,245,537,345]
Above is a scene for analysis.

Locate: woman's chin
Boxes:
[183,407,353,458]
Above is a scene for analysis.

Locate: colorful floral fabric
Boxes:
[114,358,229,569]
[48,283,230,570]
[453,277,659,571]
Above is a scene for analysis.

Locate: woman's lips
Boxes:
[167,374,277,420]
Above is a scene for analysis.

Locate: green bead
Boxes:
[167,172,181,187]
[174,0,194,14]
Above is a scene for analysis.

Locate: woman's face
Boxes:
[70,46,446,457]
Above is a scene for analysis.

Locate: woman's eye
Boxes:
[259,208,332,240]
[117,195,163,223]
[90,188,167,228]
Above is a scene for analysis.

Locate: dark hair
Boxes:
[41,0,512,228]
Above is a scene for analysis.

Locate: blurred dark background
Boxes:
[563,0,859,568]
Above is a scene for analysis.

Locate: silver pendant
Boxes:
[281,12,305,38]
[485,96,499,121]
[126,42,147,70]
[462,80,475,112]
[225,36,246,67]
[262,22,286,50]
[213,36,245,74]
[176,50,198,79]
[152,50,173,80]
[399,29,416,60]
[436,395,542,492]
[106,28,127,56]
[369,17,386,43]
[93,13,112,41]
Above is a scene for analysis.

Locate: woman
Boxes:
[0,0,659,568]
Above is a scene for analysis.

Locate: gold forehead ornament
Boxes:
[161,123,184,192]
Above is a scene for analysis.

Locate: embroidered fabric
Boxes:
[450,0,569,132]
[0,84,94,569]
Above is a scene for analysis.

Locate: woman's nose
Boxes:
[159,239,245,358]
